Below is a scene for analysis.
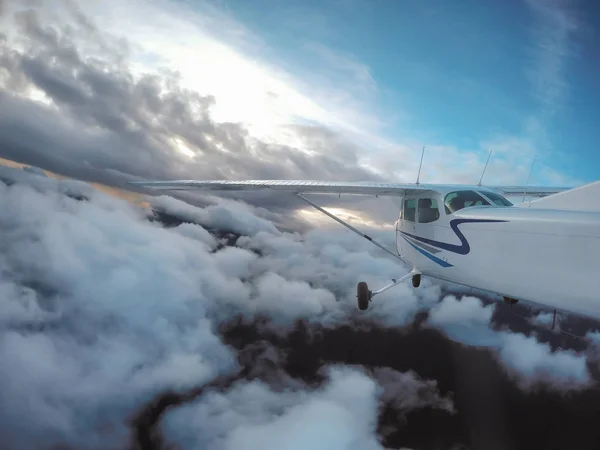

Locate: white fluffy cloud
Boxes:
[530,310,560,329]
[164,367,386,450]
[428,295,591,389]
[497,331,589,390]
[162,365,457,450]
[0,167,448,449]
[0,174,237,448]
[150,194,281,237]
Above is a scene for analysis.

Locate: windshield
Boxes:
[479,190,513,206]
[444,190,491,213]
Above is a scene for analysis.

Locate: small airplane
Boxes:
[129,163,600,322]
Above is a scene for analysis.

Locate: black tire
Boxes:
[357,281,370,311]
[412,274,421,288]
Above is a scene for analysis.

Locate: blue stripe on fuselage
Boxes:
[402,236,453,267]
[400,218,508,255]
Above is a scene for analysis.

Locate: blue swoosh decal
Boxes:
[403,234,442,254]
[400,218,508,255]
[402,236,453,267]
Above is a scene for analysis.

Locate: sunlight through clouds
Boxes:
[76,0,376,149]
[171,137,195,158]
[295,206,395,231]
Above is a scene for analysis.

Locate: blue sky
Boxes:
[205,0,599,184]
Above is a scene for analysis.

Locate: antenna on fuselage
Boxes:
[477,150,493,186]
[415,146,425,185]
[522,154,537,203]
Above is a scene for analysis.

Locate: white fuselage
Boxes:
[396,199,600,318]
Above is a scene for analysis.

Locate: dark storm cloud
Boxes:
[0,4,383,198]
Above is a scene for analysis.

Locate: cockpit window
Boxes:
[444,190,491,214]
[479,190,513,206]
[418,198,440,223]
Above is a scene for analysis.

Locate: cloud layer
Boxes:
[2,165,600,450]
[0,166,444,449]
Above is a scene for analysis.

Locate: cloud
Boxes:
[429,295,495,328]
[0,165,440,449]
[232,226,441,329]
[587,330,600,346]
[210,367,384,450]
[302,42,378,95]
[161,365,456,450]
[427,295,500,347]
[428,295,591,390]
[0,1,383,194]
[497,331,589,390]
[502,0,587,186]
[373,367,455,416]
[478,134,583,186]
[150,194,281,237]
[531,310,560,330]
[0,169,237,448]
[524,0,581,117]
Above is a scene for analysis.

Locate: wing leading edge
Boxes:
[128,180,437,196]
[128,179,571,198]
[486,185,571,198]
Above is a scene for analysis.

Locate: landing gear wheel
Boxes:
[357,281,371,311]
[412,274,421,288]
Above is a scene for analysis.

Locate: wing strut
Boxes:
[295,194,403,261]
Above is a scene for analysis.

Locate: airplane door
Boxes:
[414,195,440,241]
[397,193,445,269]
[396,197,417,257]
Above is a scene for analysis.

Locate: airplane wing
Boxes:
[128,179,572,198]
[128,180,441,196]
[486,185,571,197]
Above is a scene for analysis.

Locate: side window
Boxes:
[418,198,440,223]
[403,199,416,222]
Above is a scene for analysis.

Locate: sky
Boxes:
[0,0,598,196]
[215,0,599,184]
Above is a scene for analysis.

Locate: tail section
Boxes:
[521,180,600,212]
